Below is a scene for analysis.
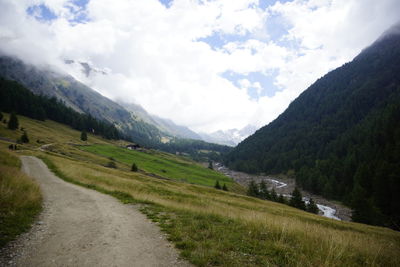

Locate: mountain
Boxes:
[119,101,202,140]
[64,59,108,77]
[0,54,230,160]
[0,78,121,140]
[0,55,183,145]
[200,125,258,146]
[225,23,400,229]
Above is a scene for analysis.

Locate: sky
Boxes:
[0,0,399,133]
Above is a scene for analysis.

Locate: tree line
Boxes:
[247,180,319,214]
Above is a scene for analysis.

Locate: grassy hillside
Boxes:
[0,114,399,266]
[81,144,232,187]
[0,145,42,248]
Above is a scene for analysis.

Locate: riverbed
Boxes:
[215,163,351,221]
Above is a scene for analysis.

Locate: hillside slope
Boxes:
[225,23,400,228]
[0,55,166,145]
[119,101,202,140]
[0,56,207,145]
[0,114,399,266]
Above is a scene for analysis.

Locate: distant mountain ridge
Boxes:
[119,101,202,140]
[225,23,400,229]
[200,125,258,146]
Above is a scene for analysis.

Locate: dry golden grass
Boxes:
[0,147,42,248]
[43,153,399,266]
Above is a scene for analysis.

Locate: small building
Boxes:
[126,144,140,150]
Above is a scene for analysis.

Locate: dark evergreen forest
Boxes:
[225,31,400,229]
[0,78,121,140]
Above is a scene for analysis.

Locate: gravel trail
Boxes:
[2,156,190,267]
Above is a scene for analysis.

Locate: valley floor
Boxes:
[214,163,352,221]
[1,156,190,267]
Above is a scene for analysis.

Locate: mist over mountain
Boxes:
[119,101,202,140]
[0,55,192,146]
[64,59,108,77]
[200,125,258,146]
[0,54,232,161]
[225,23,400,229]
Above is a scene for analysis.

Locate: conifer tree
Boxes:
[20,131,29,143]
[289,187,306,210]
[247,180,259,197]
[270,188,278,201]
[7,112,18,130]
[307,198,319,214]
[278,194,286,204]
[215,180,221,189]
[131,162,138,172]
[351,183,374,224]
[80,130,87,141]
[222,183,228,191]
[208,160,213,169]
[259,180,270,199]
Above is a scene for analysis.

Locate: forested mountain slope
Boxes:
[0,55,230,159]
[225,23,400,229]
[0,55,165,145]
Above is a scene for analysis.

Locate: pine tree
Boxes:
[215,180,221,189]
[307,198,319,214]
[351,183,374,224]
[247,180,259,197]
[270,188,278,201]
[80,130,87,141]
[131,162,138,172]
[7,112,18,130]
[222,183,228,191]
[208,160,213,169]
[20,131,29,143]
[289,187,306,210]
[259,180,270,199]
[278,194,286,204]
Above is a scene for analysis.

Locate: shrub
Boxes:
[80,131,87,141]
[131,162,138,172]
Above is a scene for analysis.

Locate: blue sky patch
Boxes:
[27,0,90,24]
[159,0,174,8]
[222,70,279,99]
[198,31,252,50]
[27,4,58,21]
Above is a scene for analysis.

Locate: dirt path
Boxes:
[5,156,190,267]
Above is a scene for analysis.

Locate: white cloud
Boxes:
[0,0,399,133]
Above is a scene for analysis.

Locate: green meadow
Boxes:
[80,144,233,187]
